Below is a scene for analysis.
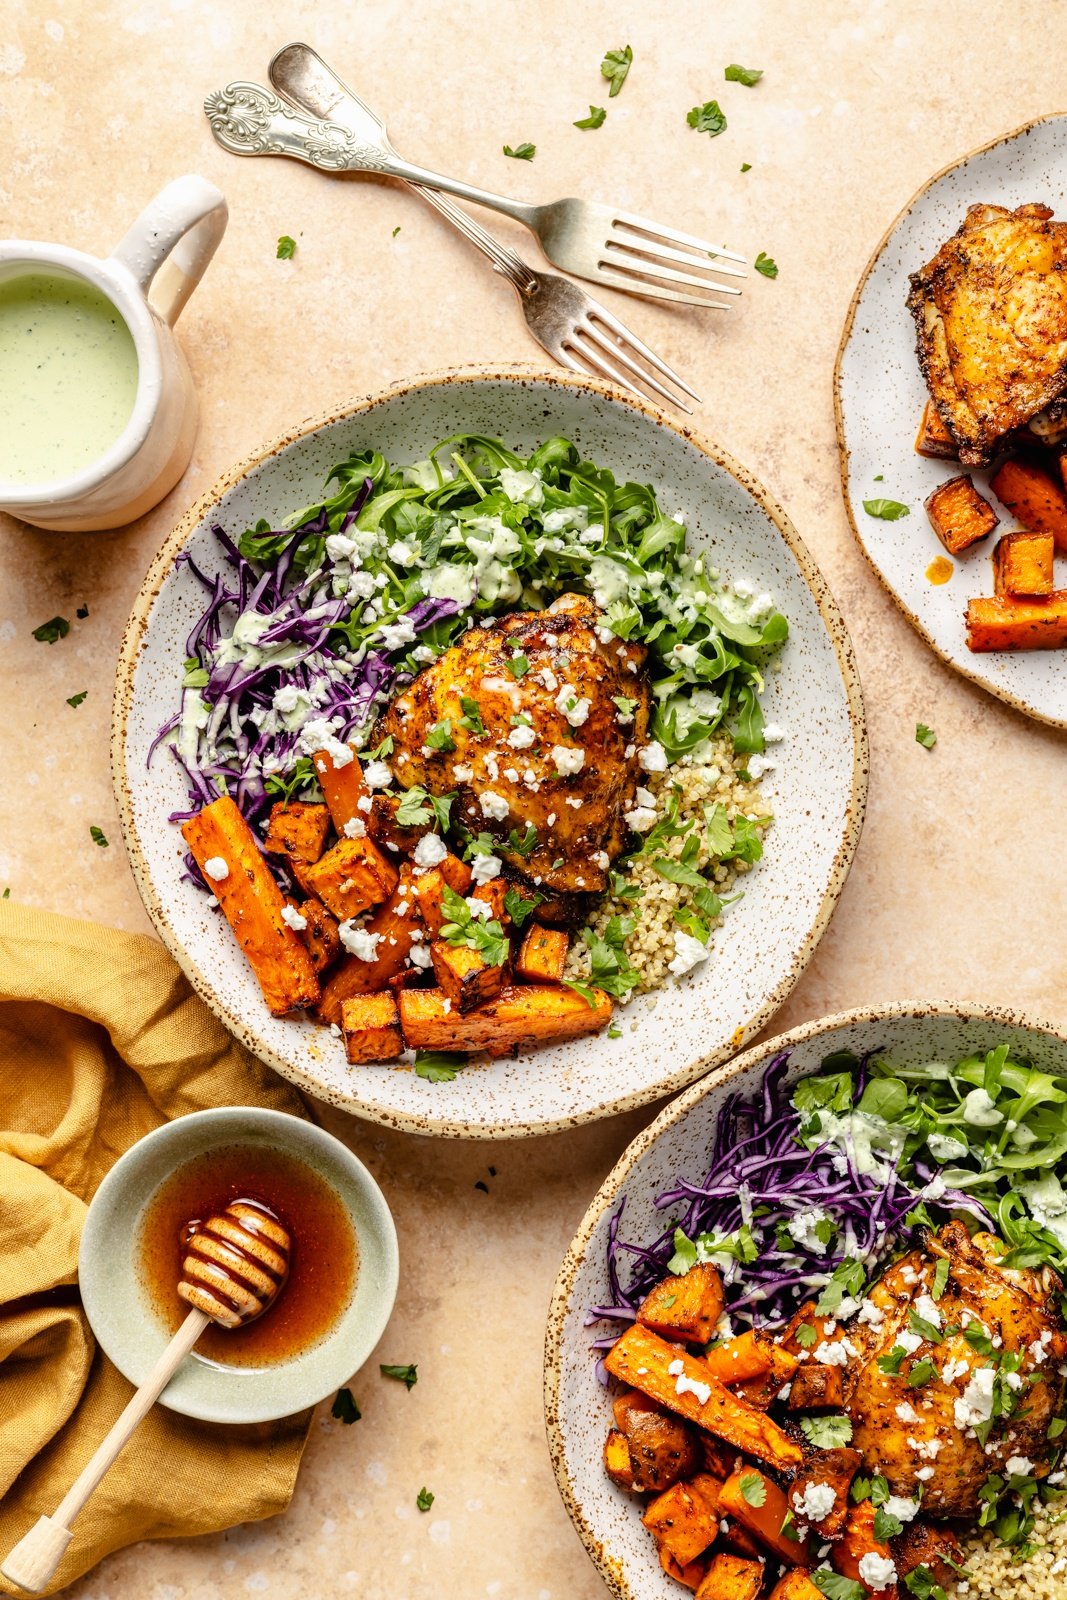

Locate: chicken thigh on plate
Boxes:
[376,594,650,903]
[844,1221,1067,1516]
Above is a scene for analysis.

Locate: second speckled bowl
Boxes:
[113,366,867,1138]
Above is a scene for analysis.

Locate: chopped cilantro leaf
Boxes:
[687,100,727,136]
[916,723,937,750]
[863,498,910,520]
[415,1051,467,1083]
[739,1471,766,1507]
[416,1486,434,1512]
[574,105,606,129]
[89,825,108,848]
[425,720,455,753]
[507,652,530,678]
[33,616,69,644]
[331,1387,361,1423]
[66,690,88,708]
[754,251,778,278]
[600,44,632,97]
[380,1363,418,1389]
[800,1415,853,1449]
[724,63,762,85]
[276,235,296,259]
[504,142,536,160]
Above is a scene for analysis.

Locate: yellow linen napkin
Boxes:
[0,901,313,1594]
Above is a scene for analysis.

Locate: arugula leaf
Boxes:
[600,44,632,97]
[916,723,937,750]
[66,690,88,708]
[380,1362,418,1389]
[863,498,910,520]
[687,100,727,136]
[574,105,606,129]
[724,64,763,85]
[503,143,536,160]
[754,252,778,278]
[415,1051,467,1083]
[416,1486,434,1512]
[89,825,108,848]
[932,1257,950,1300]
[32,616,69,645]
[276,235,297,259]
[739,1471,766,1507]
[331,1387,361,1423]
[800,1415,853,1449]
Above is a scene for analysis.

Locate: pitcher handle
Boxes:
[109,175,228,327]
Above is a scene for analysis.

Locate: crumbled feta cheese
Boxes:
[897,1329,923,1356]
[883,1495,920,1523]
[280,903,307,930]
[858,1553,897,1590]
[470,853,502,886]
[387,540,416,566]
[565,796,583,809]
[465,897,492,921]
[363,759,393,789]
[1005,1456,1034,1478]
[907,1436,942,1460]
[637,740,668,773]
[376,617,417,651]
[507,723,537,749]
[551,745,585,776]
[624,807,657,832]
[413,833,448,869]
[203,856,229,883]
[812,1341,848,1367]
[555,684,590,727]
[894,1402,919,1424]
[339,923,382,961]
[746,753,776,780]
[792,1483,836,1523]
[666,1358,711,1406]
[593,850,609,870]
[914,1294,942,1329]
[408,943,433,970]
[452,763,474,782]
[300,716,354,768]
[857,1298,885,1328]
[467,789,508,824]
[954,1367,996,1429]
[787,1207,832,1257]
[357,794,373,814]
[538,667,558,692]
[1030,1330,1053,1364]
[635,786,656,808]
[762,723,785,742]
[343,816,367,838]
[915,1465,936,1482]
[668,931,709,978]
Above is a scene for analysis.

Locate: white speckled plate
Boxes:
[113,367,867,1139]
[836,114,1067,727]
[544,1002,1067,1600]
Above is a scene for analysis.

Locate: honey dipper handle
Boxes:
[1,1308,209,1592]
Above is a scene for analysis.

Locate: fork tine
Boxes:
[607,236,748,281]
[585,303,702,403]
[602,256,743,297]
[556,343,647,406]
[567,332,693,416]
[594,269,734,310]
[612,210,747,264]
[576,320,694,411]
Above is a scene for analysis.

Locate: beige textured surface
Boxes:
[2,1,1067,1595]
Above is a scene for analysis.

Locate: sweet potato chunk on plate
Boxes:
[695,1552,765,1600]
[263,800,331,867]
[719,1467,812,1568]
[515,923,569,983]
[766,1575,825,1600]
[304,835,399,921]
[295,897,340,974]
[914,399,957,459]
[430,938,506,1013]
[312,744,369,833]
[993,457,1067,551]
[340,991,403,1064]
[925,474,999,554]
[612,1391,701,1492]
[313,868,422,1025]
[992,529,1055,596]
[637,1262,724,1346]
[410,855,474,935]
[399,983,612,1056]
[787,1360,847,1412]
[966,591,1067,652]
[642,1474,722,1568]
[182,796,320,1017]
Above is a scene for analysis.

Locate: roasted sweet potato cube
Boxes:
[430,938,506,1013]
[992,529,1055,596]
[695,1552,765,1600]
[368,793,433,856]
[995,457,1067,551]
[637,1263,725,1346]
[779,1302,839,1356]
[787,1361,847,1413]
[305,835,399,921]
[719,1468,811,1569]
[792,1446,860,1539]
[833,1501,894,1597]
[471,877,508,924]
[642,1475,722,1568]
[312,745,368,833]
[733,1339,802,1411]
[515,923,569,983]
[914,400,958,459]
[966,590,1067,652]
[893,1518,963,1585]
[701,1435,743,1483]
[766,1575,825,1600]
[295,898,340,974]
[603,1429,635,1491]
[660,1550,708,1591]
[613,1391,702,1492]
[925,474,999,554]
[398,983,612,1057]
[263,800,332,867]
[718,1522,763,1562]
[313,867,423,1025]
[181,797,320,1016]
[340,991,403,1064]
[411,856,474,935]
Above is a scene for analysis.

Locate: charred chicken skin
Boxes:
[843,1222,1067,1516]
[908,202,1067,464]
[375,594,649,899]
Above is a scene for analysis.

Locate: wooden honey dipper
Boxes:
[1,1201,291,1593]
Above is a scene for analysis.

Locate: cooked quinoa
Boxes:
[950,1513,1067,1599]
[563,733,771,995]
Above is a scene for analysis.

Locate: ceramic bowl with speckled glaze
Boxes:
[544,1002,1067,1600]
[113,366,867,1139]
[836,114,1067,728]
[79,1107,399,1424]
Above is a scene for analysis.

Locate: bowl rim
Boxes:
[112,361,869,1139]
[833,110,1067,731]
[79,1104,400,1424]
[542,996,1067,1600]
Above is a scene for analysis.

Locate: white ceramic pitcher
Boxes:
[0,174,227,531]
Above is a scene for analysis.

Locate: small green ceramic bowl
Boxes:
[79,1107,399,1424]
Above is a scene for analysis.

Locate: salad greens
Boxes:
[165,434,787,842]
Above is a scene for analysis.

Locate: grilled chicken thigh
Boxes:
[376,594,650,898]
[845,1222,1067,1516]
[908,202,1067,464]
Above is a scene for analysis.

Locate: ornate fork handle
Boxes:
[204,83,389,172]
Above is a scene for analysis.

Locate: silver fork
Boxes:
[216,42,743,309]
[204,80,699,411]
